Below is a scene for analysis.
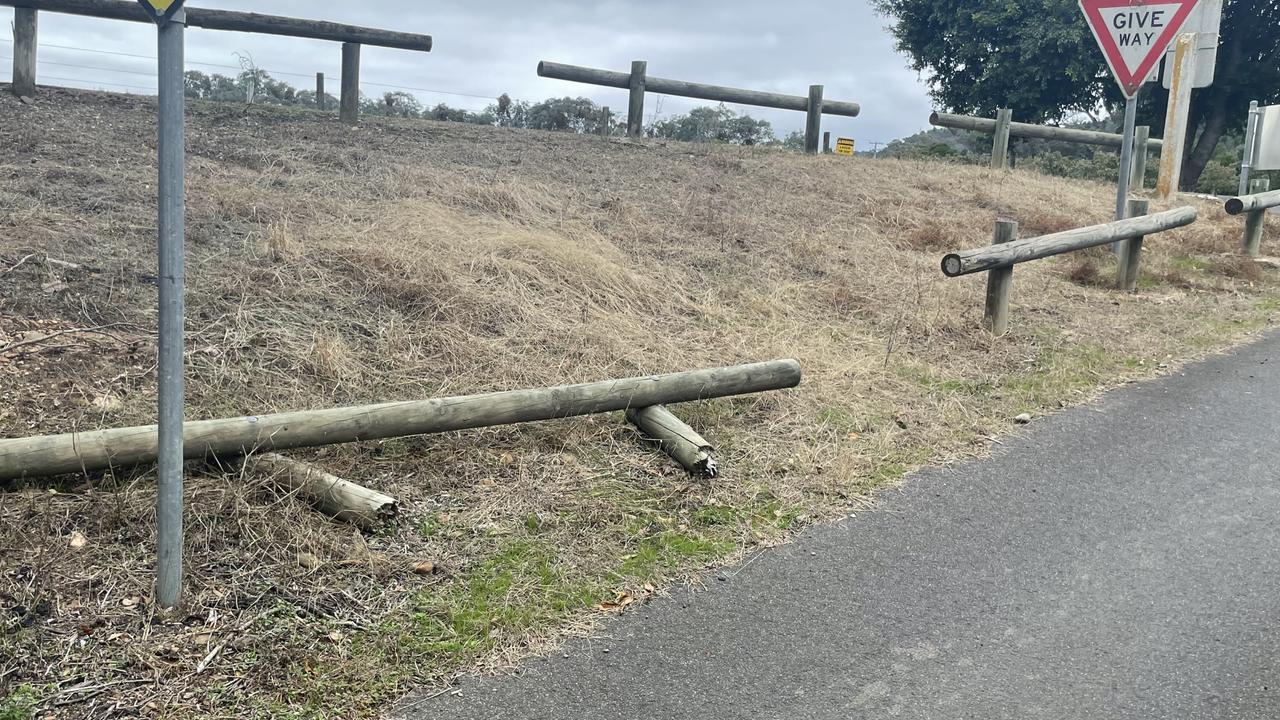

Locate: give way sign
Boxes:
[1079,0,1200,97]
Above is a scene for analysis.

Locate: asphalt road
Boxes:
[398,333,1280,720]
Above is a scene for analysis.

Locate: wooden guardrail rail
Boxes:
[942,206,1198,334]
[537,60,860,154]
[1225,180,1277,257]
[3,0,433,123]
[930,110,1163,178]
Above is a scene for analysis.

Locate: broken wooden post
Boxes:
[0,359,801,480]
[1130,125,1150,190]
[804,84,824,155]
[626,405,716,477]
[984,219,1018,335]
[316,71,325,110]
[1242,178,1273,257]
[991,108,1012,169]
[12,7,37,97]
[1117,198,1149,292]
[247,453,397,530]
[823,131,831,154]
[600,105,611,136]
[340,42,360,124]
[627,60,646,137]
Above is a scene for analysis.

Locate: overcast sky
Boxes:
[2,1,935,147]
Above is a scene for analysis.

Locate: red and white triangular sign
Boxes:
[1079,0,1200,97]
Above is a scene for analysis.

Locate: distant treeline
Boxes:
[183,69,805,148]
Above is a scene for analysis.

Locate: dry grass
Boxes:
[2,86,1279,719]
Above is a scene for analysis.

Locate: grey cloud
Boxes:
[3,0,935,145]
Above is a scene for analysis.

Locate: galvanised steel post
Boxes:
[156,8,187,610]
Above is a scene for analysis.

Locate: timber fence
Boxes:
[3,0,433,124]
[1225,180,1278,257]
[537,59,860,154]
[930,110,1163,184]
[941,205,1199,334]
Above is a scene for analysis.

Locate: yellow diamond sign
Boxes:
[137,0,185,23]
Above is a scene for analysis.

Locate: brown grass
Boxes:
[2,86,1278,719]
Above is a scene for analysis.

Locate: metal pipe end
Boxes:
[928,111,941,126]
[536,60,547,77]
[1225,198,1245,215]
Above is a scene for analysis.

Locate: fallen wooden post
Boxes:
[626,405,717,477]
[0,359,801,480]
[247,453,397,530]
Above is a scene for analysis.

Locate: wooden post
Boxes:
[1117,198,1149,291]
[1244,178,1272,257]
[315,72,325,110]
[1131,125,1149,190]
[627,60,646,137]
[248,453,397,531]
[1157,34,1197,199]
[12,7,37,97]
[600,105,611,136]
[823,131,831,154]
[804,84,824,155]
[340,42,361,124]
[626,405,717,477]
[991,108,1012,169]
[983,219,1018,335]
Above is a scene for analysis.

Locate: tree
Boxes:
[873,0,1280,188]
[649,105,774,145]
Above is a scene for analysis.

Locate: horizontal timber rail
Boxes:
[537,60,859,153]
[3,0,433,49]
[946,205,1195,335]
[942,207,1197,277]
[930,112,1162,150]
[1225,187,1280,216]
[1225,181,1277,257]
[5,0,432,124]
[0,360,802,480]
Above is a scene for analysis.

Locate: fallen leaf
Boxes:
[121,596,142,608]
[499,452,515,465]
[296,552,321,571]
[597,591,636,613]
[643,583,656,593]
[327,630,344,643]
[411,560,436,576]
[193,633,213,645]
[68,531,88,549]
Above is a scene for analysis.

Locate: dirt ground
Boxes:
[1,85,1277,719]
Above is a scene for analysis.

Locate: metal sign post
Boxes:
[1078,0,1200,206]
[142,0,188,610]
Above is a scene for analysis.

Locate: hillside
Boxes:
[2,86,1277,718]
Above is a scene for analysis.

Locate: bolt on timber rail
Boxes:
[3,0,433,124]
[537,60,860,154]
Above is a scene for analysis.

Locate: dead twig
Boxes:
[0,323,133,355]
[1,253,36,276]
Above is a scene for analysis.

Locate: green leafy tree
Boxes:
[873,0,1280,189]
[651,105,774,145]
